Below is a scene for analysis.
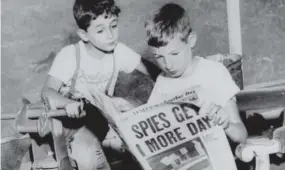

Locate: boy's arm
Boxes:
[42,76,85,118]
[41,75,74,107]
[135,60,150,76]
[139,58,162,81]
[221,98,248,143]
[115,43,152,76]
[42,45,85,118]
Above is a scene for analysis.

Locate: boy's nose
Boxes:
[106,29,114,39]
[164,58,172,71]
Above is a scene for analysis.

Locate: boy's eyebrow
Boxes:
[94,24,104,28]
[169,49,179,53]
[111,18,118,23]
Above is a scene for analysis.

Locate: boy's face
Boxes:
[78,14,119,52]
[150,33,196,78]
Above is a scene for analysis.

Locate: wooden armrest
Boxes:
[236,86,285,111]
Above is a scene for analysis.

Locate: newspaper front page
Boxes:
[89,86,237,170]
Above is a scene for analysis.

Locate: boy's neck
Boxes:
[84,42,113,60]
[181,56,199,77]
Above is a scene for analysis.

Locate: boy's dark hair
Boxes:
[145,3,192,48]
[73,0,121,31]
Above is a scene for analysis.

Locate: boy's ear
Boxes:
[187,31,197,48]
[76,29,89,42]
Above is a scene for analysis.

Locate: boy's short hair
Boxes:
[145,3,192,48]
[73,0,121,31]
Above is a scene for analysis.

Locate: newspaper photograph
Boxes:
[146,138,211,170]
[89,86,237,170]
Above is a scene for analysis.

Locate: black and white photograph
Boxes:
[1,0,285,170]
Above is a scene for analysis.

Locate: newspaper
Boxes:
[89,86,237,170]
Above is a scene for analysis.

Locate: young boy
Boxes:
[41,0,149,169]
[144,3,247,144]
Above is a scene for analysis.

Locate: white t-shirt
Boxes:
[148,56,240,106]
[146,56,239,170]
[48,41,141,101]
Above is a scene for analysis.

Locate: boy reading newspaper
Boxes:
[142,3,248,169]
[144,2,247,145]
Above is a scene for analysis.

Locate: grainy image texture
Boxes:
[2,0,285,114]
[1,0,285,170]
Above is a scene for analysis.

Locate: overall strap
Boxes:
[105,54,118,96]
[69,43,81,95]
[69,42,117,97]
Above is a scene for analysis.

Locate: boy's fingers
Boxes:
[76,111,85,118]
[70,111,76,118]
[213,115,219,125]
[80,102,86,117]
[207,104,216,119]
[209,104,220,114]
[71,106,78,117]
[67,107,77,118]
[79,99,84,112]
[65,104,71,117]
[222,119,229,129]
[215,113,229,129]
[217,116,224,125]
[81,111,86,117]
[65,102,83,118]
[213,114,220,125]
[65,108,72,117]
[72,102,82,118]
[208,104,221,121]
[74,111,80,118]
[201,102,215,120]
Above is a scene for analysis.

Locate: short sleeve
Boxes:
[147,83,160,104]
[48,45,76,84]
[207,63,240,106]
[114,43,141,73]
[147,75,168,104]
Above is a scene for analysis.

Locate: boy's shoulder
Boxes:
[54,41,87,63]
[197,56,227,74]
[114,42,141,71]
[50,42,80,69]
[56,43,78,59]
[114,42,139,56]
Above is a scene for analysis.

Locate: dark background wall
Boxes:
[2,0,285,113]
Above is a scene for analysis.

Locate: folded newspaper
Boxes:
[88,86,237,170]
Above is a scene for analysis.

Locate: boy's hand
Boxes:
[111,97,136,112]
[199,101,221,119]
[65,100,86,118]
[212,110,230,129]
[199,101,229,129]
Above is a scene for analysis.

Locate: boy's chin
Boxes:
[104,49,115,54]
[164,72,183,78]
[98,46,116,54]
[104,44,117,53]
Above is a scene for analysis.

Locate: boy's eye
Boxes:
[97,30,104,33]
[111,24,118,28]
[155,55,163,59]
[170,52,179,56]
